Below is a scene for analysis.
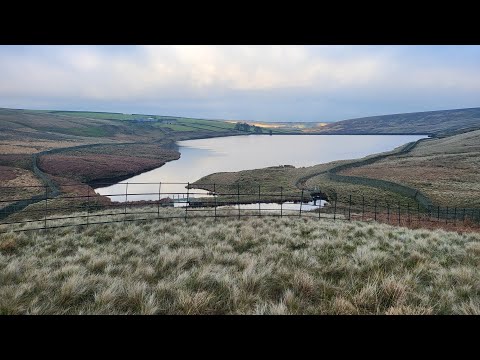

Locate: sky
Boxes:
[1,45,480,122]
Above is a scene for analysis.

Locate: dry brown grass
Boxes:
[350,211,480,234]
[0,140,106,154]
[0,144,39,154]
[0,167,44,208]
[340,130,480,207]
[0,209,479,315]
[38,151,179,183]
[194,165,421,214]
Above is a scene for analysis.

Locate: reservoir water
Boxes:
[95,134,427,203]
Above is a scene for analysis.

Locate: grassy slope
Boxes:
[318,107,480,136]
[0,108,127,204]
[0,108,241,199]
[38,110,279,134]
[5,106,480,140]
[0,108,130,138]
[57,108,480,136]
[341,130,480,208]
[0,108,250,145]
[193,144,424,209]
[1,209,479,315]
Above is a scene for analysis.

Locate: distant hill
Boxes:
[2,106,480,139]
[319,107,480,137]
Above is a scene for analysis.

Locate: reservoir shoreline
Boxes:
[95,134,428,202]
[88,133,432,189]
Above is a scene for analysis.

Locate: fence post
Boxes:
[362,195,365,221]
[437,206,440,221]
[387,202,390,223]
[407,204,410,225]
[446,206,448,225]
[348,195,352,221]
[237,183,240,220]
[158,182,161,219]
[280,186,283,218]
[299,189,304,217]
[398,203,401,226]
[185,182,189,222]
[124,182,128,224]
[258,184,261,217]
[374,199,377,222]
[214,183,217,221]
[333,198,337,221]
[462,208,466,224]
[417,202,420,224]
[87,186,90,227]
[454,207,457,226]
[318,196,322,220]
[44,185,48,231]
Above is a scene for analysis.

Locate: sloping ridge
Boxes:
[320,107,480,136]
[1,142,139,220]
[326,139,434,209]
[294,138,434,210]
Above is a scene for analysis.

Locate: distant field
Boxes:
[46,111,138,121]
[47,110,238,130]
[155,124,199,132]
[41,110,294,134]
[154,121,236,133]
[1,210,479,314]
[171,118,235,129]
[0,108,161,141]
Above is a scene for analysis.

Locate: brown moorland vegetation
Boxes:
[0,108,245,194]
[0,166,44,208]
[340,130,480,208]
[38,152,179,184]
[318,107,480,136]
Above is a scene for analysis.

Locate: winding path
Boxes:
[0,141,140,220]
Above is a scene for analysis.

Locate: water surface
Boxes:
[96,134,427,202]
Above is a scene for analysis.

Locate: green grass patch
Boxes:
[156,124,198,132]
[48,111,137,121]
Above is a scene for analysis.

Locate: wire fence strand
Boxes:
[1,182,479,234]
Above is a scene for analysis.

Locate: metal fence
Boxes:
[1,182,479,234]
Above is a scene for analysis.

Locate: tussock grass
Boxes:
[0,208,479,314]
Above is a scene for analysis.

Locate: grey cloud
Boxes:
[0,45,479,121]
